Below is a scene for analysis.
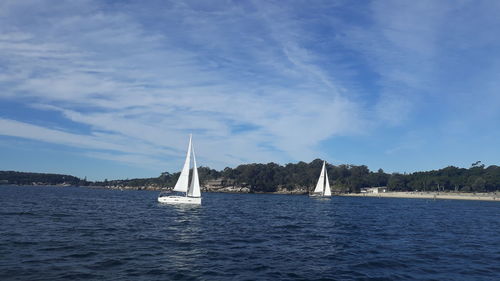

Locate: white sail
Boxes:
[173,134,192,192]
[187,144,201,198]
[313,161,326,194]
[323,166,331,196]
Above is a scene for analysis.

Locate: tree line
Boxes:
[387,162,500,192]
[205,160,499,193]
[2,160,499,193]
[0,171,84,186]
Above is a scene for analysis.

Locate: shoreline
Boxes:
[3,185,499,201]
[341,192,499,201]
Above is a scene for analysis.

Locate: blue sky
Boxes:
[1,0,499,180]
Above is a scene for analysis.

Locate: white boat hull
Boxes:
[157,195,201,205]
[309,193,331,198]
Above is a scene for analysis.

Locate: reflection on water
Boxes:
[157,203,203,273]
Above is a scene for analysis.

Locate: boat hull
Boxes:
[309,194,331,198]
[157,195,201,205]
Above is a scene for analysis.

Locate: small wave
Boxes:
[0,211,36,216]
[12,240,38,246]
[249,264,272,272]
[58,272,101,279]
[354,259,407,270]
[86,259,124,270]
[274,215,293,220]
[64,251,98,258]
[39,245,77,252]
[50,213,72,218]
[145,268,167,275]
[275,223,304,230]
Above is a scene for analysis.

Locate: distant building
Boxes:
[360,187,387,194]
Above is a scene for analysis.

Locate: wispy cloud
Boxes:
[1,0,499,176]
[0,0,367,173]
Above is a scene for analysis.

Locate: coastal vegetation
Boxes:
[0,171,87,186]
[1,160,499,193]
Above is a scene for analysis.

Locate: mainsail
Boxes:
[187,145,201,198]
[323,166,332,196]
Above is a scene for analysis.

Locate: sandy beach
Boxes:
[341,192,499,201]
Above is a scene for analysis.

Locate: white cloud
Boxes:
[0,0,369,174]
[0,118,137,153]
[3,0,499,176]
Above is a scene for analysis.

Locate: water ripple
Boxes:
[0,186,499,280]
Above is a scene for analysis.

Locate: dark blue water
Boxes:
[0,186,499,280]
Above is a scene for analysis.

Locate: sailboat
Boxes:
[158,134,202,205]
[310,161,332,198]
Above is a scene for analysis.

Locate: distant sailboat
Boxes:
[158,134,202,205]
[310,161,332,198]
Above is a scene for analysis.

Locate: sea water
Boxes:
[0,185,499,280]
